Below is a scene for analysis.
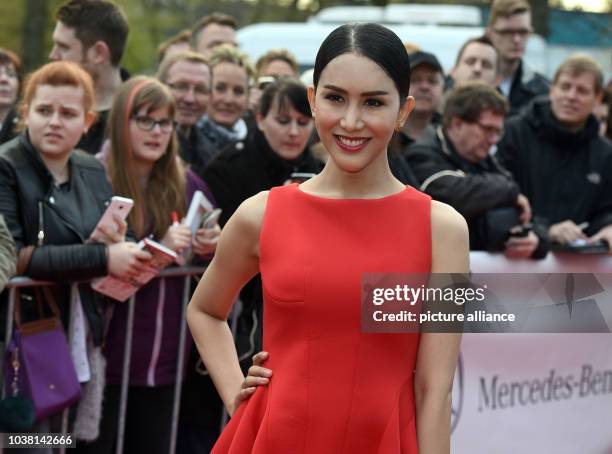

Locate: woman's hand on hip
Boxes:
[231,351,272,415]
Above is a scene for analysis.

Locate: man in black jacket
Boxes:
[486,0,549,116]
[497,55,612,249]
[49,0,129,154]
[406,82,544,258]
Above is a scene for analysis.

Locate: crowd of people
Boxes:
[0,0,610,452]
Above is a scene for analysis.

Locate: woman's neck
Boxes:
[39,152,71,185]
[304,149,403,199]
[131,159,154,184]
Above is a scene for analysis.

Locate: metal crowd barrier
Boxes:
[0,266,245,454]
[2,252,612,453]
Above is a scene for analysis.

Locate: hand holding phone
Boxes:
[508,223,533,238]
[192,209,222,257]
[201,208,222,230]
[90,196,133,244]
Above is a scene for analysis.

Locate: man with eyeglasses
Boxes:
[497,55,612,252]
[486,0,549,116]
[406,83,546,258]
[157,51,216,178]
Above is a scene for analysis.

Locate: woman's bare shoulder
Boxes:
[430,200,469,272]
[431,200,467,235]
[227,190,270,233]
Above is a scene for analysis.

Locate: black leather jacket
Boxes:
[0,133,113,346]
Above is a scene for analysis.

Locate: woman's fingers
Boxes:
[252,351,269,365]
[244,375,270,387]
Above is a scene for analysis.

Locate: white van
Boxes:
[237,5,548,76]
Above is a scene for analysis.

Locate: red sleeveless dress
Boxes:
[212,183,431,454]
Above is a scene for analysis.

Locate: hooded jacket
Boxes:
[505,60,550,117]
[497,98,612,236]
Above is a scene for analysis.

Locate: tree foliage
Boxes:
[0,0,607,76]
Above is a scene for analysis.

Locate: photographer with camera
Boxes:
[406,82,547,258]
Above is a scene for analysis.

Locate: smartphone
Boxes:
[201,208,222,230]
[96,196,134,233]
[553,239,610,254]
[508,223,533,238]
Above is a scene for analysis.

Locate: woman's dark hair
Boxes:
[313,23,411,105]
[259,77,311,118]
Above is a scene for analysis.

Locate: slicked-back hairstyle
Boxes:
[0,48,22,77]
[208,44,254,80]
[553,54,604,93]
[488,0,531,26]
[191,12,237,48]
[443,82,508,128]
[156,51,209,84]
[20,61,95,118]
[157,29,192,64]
[56,0,128,67]
[255,49,299,78]
[107,77,186,239]
[313,23,411,105]
[259,77,311,118]
[455,35,498,66]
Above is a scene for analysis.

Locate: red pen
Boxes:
[171,211,179,225]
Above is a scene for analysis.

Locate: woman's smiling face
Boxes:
[208,62,248,129]
[309,53,413,174]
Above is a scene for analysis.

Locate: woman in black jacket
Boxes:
[0,62,150,437]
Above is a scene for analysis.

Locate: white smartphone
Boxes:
[96,196,134,233]
[201,208,222,230]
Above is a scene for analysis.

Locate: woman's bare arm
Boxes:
[186,191,268,415]
[415,200,469,454]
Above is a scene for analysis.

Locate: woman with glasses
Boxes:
[82,77,221,454]
[0,61,149,441]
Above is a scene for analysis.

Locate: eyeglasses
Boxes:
[131,115,174,133]
[167,82,209,98]
[474,121,504,139]
[492,28,531,39]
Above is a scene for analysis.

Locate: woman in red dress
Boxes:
[187,23,468,454]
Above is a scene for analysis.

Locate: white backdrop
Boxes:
[451,253,612,453]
